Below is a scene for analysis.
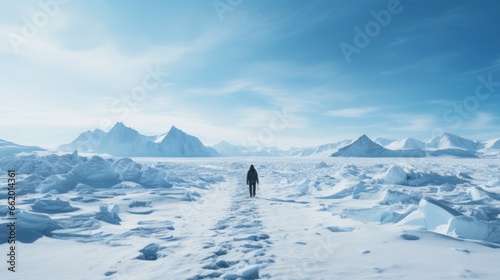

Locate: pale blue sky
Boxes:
[0,0,499,148]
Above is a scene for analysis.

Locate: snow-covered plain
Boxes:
[1,154,500,279]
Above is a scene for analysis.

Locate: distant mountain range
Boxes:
[59,122,217,157]
[211,140,353,157]
[0,139,45,156]
[212,132,494,158]
[331,134,478,158]
[2,124,499,158]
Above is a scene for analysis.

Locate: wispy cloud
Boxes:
[403,6,481,32]
[385,114,436,132]
[324,107,380,118]
[381,51,463,75]
[463,112,497,129]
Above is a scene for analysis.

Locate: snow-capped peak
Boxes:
[60,123,217,157]
[331,135,395,157]
[387,138,425,150]
[484,138,500,149]
[426,132,483,151]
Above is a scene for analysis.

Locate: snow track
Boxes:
[186,179,273,279]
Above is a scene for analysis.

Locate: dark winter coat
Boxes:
[247,166,259,185]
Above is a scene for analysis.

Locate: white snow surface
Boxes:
[1,154,500,279]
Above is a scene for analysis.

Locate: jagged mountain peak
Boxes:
[165,125,184,136]
[331,135,393,157]
[60,123,216,157]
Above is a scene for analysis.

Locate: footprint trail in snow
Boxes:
[188,178,273,279]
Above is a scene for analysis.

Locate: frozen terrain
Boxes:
[1,153,500,279]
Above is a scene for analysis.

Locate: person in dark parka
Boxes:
[247,165,259,197]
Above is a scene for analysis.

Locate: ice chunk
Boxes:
[95,204,121,225]
[316,161,328,168]
[446,216,490,241]
[380,189,421,205]
[128,200,152,208]
[467,187,489,201]
[139,166,172,188]
[70,155,120,188]
[420,198,461,231]
[380,165,408,185]
[341,203,416,224]
[38,174,77,194]
[112,158,142,182]
[241,266,260,279]
[137,243,162,260]
[31,198,79,214]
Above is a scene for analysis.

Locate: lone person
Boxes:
[246,165,259,197]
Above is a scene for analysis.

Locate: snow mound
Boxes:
[12,174,44,196]
[31,198,79,214]
[38,174,77,194]
[70,155,120,188]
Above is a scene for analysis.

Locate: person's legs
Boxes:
[249,183,253,197]
[252,183,256,197]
